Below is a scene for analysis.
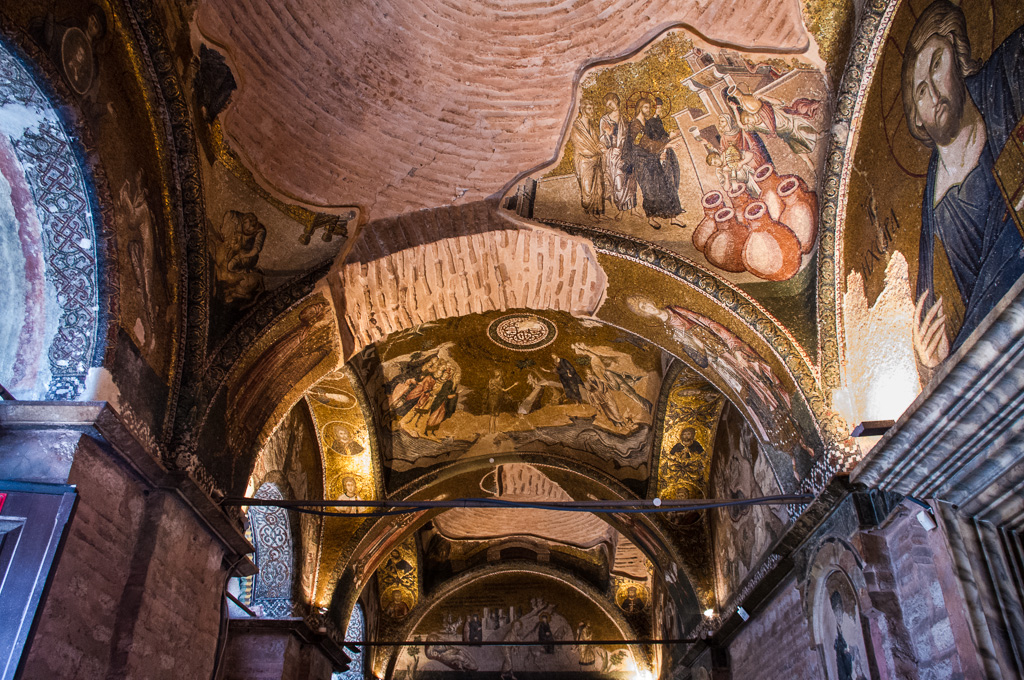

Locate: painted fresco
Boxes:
[518,29,830,346]
[841,0,1024,425]
[817,572,871,680]
[709,402,789,605]
[357,310,664,494]
[392,572,645,678]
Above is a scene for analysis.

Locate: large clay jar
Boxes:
[705,208,748,273]
[727,185,751,219]
[753,164,783,220]
[777,177,817,254]
[693,190,725,253]
[741,201,801,281]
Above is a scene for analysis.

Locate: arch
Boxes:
[321,456,705,638]
[330,202,607,357]
[247,482,297,618]
[801,537,873,680]
[0,33,105,399]
[383,562,651,679]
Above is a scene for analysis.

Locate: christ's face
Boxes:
[640,102,652,118]
[910,34,966,146]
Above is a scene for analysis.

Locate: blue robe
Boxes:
[917,26,1024,350]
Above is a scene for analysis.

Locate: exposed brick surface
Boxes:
[221,629,334,680]
[193,0,812,219]
[728,578,824,679]
[856,510,972,680]
[335,201,606,354]
[19,437,229,680]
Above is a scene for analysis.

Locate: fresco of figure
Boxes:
[599,93,638,217]
[571,101,605,216]
[903,1,1024,368]
[624,97,686,230]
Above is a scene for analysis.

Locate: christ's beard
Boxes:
[928,78,966,147]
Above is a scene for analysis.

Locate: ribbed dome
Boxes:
[195,0,813,219]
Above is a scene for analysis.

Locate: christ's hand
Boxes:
[914,291,950,368]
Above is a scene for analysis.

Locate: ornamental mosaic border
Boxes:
[541,219,834,441]
[0,27,110,400]
[815,0,897,390]
[118,0,208,447]
[182,262,332,451]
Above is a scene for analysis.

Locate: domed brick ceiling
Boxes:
[193,0,821,220]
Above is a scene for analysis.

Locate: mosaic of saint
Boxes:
[377,537,419,621]
[393,572,644,678]
[518,29,830,344]
[357,311,664,493]
[842,0,1024,400]
[656,369,725,527]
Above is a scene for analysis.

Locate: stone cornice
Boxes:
[0,401,256,573]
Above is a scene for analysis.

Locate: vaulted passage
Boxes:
[1,1,1024,679]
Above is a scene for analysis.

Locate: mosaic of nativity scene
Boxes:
[2,0,1024,679]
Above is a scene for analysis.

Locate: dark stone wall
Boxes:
[221,627,334,680]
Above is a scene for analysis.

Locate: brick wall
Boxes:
[728,578,824,679]
[856,508,975,680]
[723,502,984,680]
[19,436,229,680]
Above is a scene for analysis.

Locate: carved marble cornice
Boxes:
[851,282,1024,529]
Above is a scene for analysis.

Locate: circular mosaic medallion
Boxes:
[487,313,557,351]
